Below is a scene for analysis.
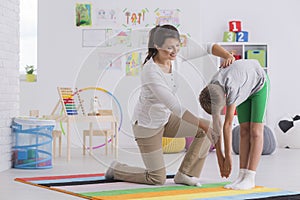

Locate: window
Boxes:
[20,0,37,75]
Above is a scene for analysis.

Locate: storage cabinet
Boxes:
[217,42,268,73]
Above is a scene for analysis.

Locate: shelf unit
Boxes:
[217,42,268,73]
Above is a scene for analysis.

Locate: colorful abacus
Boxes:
[58,87,78,115]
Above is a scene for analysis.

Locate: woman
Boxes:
[105,24,235,186]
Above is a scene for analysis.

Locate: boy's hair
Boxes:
[199,84,226,115]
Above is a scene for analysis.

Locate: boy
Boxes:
[199,59,269,190]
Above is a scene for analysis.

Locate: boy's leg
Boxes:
[248,122,264,171]
[245,77,269,172]
[239,122,251,169]
[233,122,263,190]
[111,125,166,185]
[234,79,269,190]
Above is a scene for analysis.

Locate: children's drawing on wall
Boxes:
[122,8,150,28]
[136,29,149,47]
[82,29,113,47]
[83,29,132,47]
[154,8,180,27]
[96,8,118,27]
[116,30,132,46]
[98,52,122,70]
[101,29,115,47]
[76,3,92,27]
[110,55,122,69]
[125,52,142,76]
[180,34,188,47]
[106,29,132,47]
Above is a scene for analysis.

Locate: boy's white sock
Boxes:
[233,169,256,190]
[174,171,202,187]
[224,168,246,189]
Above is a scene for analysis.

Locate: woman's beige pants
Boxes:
[112,111,211,185]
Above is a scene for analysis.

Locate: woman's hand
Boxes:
[220,54,235,68]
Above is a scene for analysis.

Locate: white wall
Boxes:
[0,0,20,171]
[197,0,300,127]
[20,0,300,149]
[21,0,214,149]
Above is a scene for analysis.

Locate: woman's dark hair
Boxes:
[143,24,180,65]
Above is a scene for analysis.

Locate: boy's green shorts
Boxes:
[236,78,270,123]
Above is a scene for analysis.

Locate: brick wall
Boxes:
[0,0,20,172]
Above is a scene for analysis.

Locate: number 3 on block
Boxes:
[223,32,236,42]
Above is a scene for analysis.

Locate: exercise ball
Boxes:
[232,125,276,155]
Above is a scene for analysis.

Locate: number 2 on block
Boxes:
[237,32,244,41]
[236,31,248,42]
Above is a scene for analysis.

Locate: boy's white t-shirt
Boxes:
[210,59,267,106]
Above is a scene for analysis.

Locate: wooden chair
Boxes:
[52,130,62,158]
[83,129,115,156]
[82,110,117,156]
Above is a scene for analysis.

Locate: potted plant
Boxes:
[25,65,36,82]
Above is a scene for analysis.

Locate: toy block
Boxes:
[223,32,236,42]
[229,21,242,32]
[236,31,249,42]
[17,150,28,160]
[233,55,242,60]
[27,149,37,159]
[38,158,52,167]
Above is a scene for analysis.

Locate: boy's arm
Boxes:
[210,114,227,178]
[222,104,236,178]
[214,132,226,177]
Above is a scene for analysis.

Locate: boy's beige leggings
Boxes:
[112,110,211,185]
